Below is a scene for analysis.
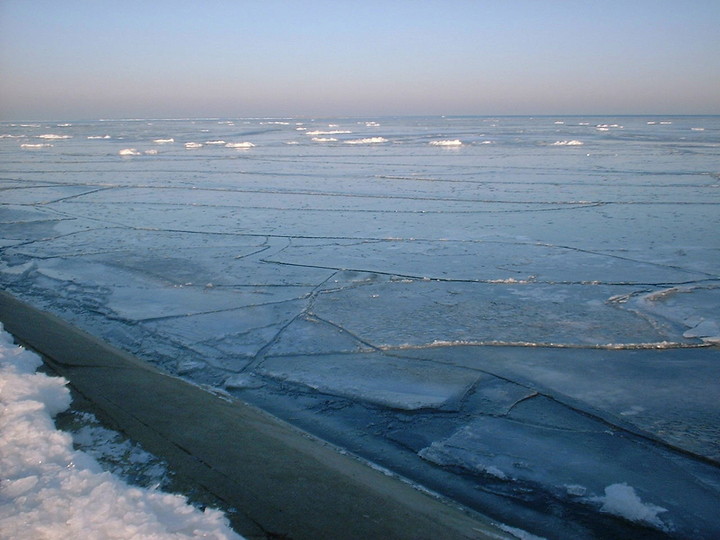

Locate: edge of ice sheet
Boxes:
[0,324,243,540]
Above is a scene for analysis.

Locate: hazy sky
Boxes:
[1,1,719,120]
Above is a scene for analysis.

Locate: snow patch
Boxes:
[592,483,669,531]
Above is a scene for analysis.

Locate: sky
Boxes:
[1,0,719,121]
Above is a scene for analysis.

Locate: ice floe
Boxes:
[118,148,142,156]
[551,140,584,146]
[344,137,388,144]
[429,139,463,146]
[224,142,255,148]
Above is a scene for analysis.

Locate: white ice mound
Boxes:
[184,142,203,149]
[118,148,141,156]
[225,142,255,148]
[429,139,463,146]
[20,143,53,149]
[311,137,337,142]
[306,130,352,135]
[344,137,388,144]
[36,134,72,140]
[551,140,584,146]
[593,483,668,530]
[153,138,174,143]
[0,324,243,540]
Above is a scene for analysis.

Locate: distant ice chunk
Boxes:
[184,142,203,149]
[35,134,72,140]
[551,140,584,146]
[592,483,668,531]
[225,142,255,148]
[153,138,174,143]
[21,143,53,149]
[205,140,227,145]
[306,130,352,135]
[311,137,337,142]
[258,353,479,410]
[87,135,111,139]
[429,139,463,146]
[118,148,141,156]
[344,137,388,144]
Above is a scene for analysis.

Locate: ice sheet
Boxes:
[2,115,719,538]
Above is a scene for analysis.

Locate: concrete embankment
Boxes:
[0,290,511,540]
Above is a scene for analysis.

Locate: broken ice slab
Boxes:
[263,313,376,356]
[0,185,104,205]
[622,284,720,344]
[257,353,481,410]
[310,277,687,348]
[266,237,708,284]
[397,345,720,462]
[143,298,307,360]
[419,401,720,537]
[9,227,269,260]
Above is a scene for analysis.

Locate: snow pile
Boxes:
[119,148,142,156]
[153,138,175,144]
[0,324,243,540]
[185,142,203,149]
[593,483,668,531]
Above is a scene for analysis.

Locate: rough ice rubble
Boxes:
[0,325,243,540]
[592,483,668,531]
[628,285,720,344]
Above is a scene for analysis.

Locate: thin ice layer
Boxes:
[258,353,481,410]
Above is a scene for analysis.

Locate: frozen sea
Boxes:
[1,116,719,538]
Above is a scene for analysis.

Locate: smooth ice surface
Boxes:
[258,353,480,410]
[2,116,719,537]
[0,325,243,540]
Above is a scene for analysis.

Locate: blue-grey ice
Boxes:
[1,116,719,538]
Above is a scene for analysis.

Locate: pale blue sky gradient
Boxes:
[1,0,719,120]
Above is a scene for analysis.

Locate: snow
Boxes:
[593,483,668,531]
[0,324,244,540]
